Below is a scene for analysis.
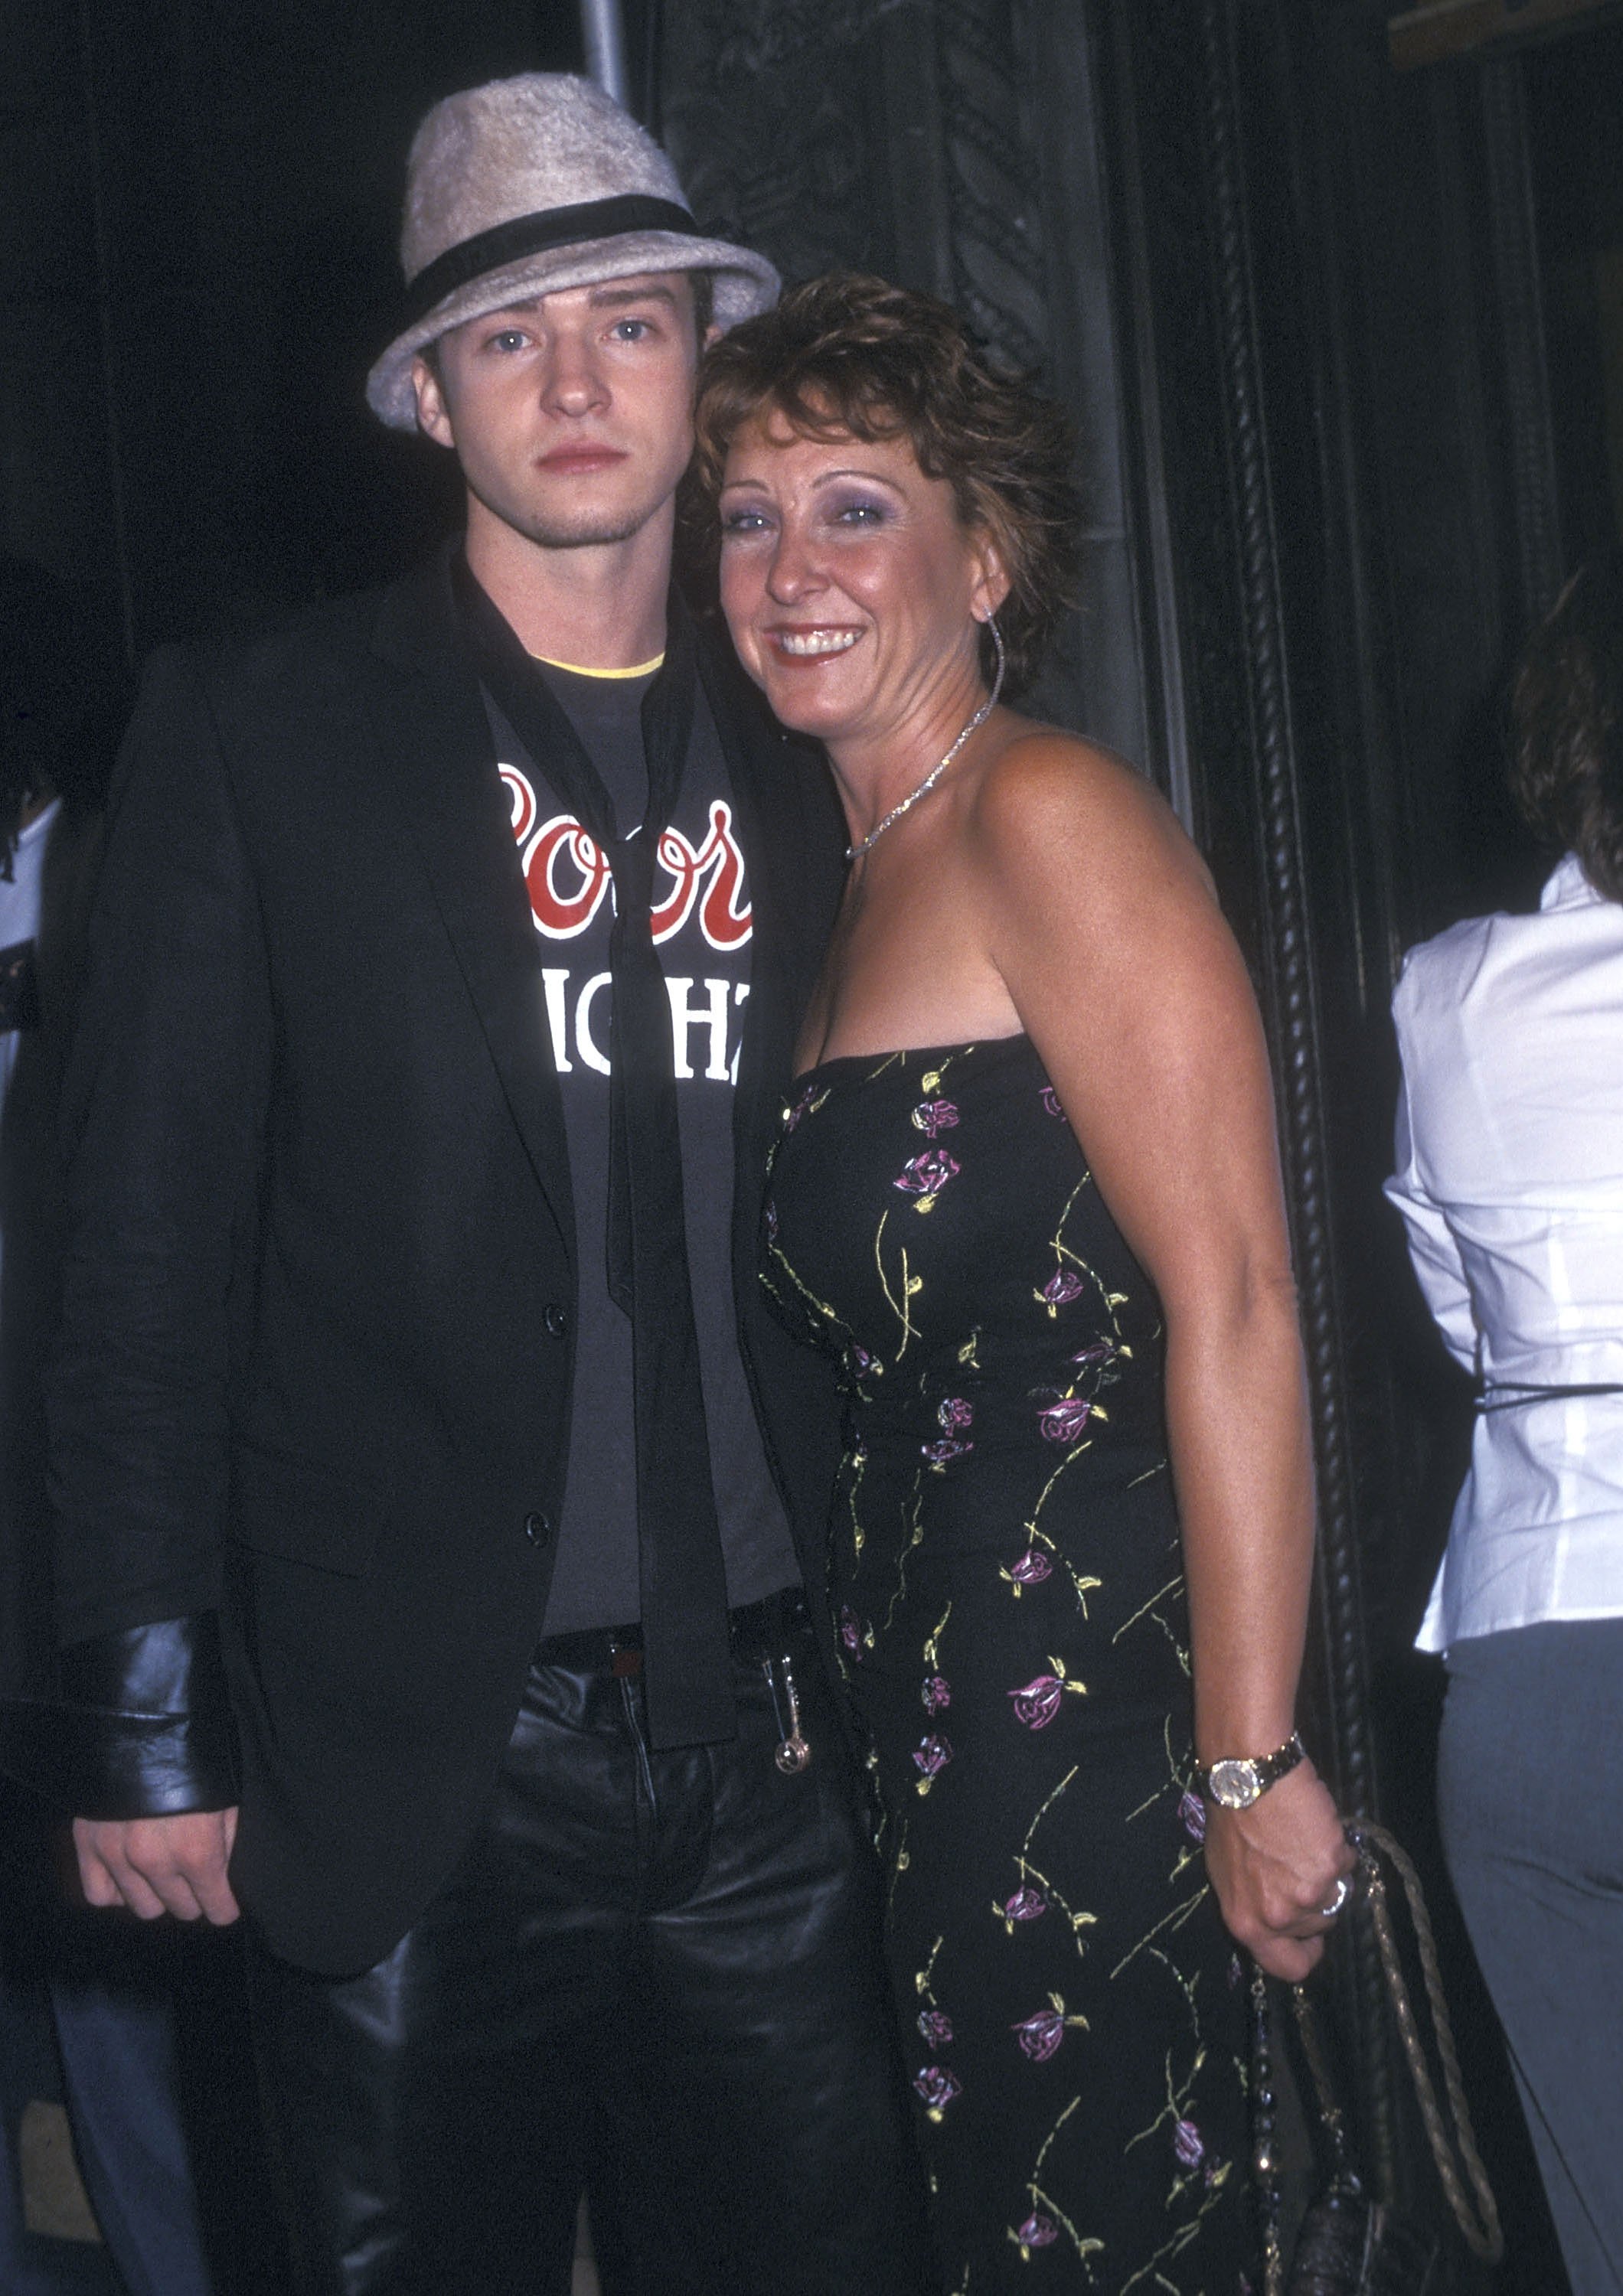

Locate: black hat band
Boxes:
[401,194,702,331]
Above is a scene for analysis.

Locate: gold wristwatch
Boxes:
[1197,1730,1306,1811]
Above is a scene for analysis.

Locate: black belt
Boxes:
[1478,1381,1623,1414]
[534,1587,812,1681]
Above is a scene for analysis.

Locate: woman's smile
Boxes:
[717,418,1001,759]
[769,625,864,660]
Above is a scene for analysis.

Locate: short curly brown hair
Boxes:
[1509,548,1623,902]
[691,272,1079,691]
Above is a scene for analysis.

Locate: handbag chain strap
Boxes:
[1346,1821,1502,2265]
[1249,1818,1503,2292]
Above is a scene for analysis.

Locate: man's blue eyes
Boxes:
[484,319,657,351]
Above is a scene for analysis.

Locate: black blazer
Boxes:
[41,553,847,1975]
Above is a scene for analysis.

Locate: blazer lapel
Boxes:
[364,554,574,1262]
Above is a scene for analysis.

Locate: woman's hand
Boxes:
[1200,1761,1355,1981]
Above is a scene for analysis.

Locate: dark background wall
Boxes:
[6,3,1623,2288]
[1,2,584,654]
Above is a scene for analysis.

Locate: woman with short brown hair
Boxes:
[696,275,1350,2291]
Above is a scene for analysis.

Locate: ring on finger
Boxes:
[1319,1875,1350,1919]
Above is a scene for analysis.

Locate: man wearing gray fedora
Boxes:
[18,71,930,2296]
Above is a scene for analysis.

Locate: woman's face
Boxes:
[717,411,1004,752]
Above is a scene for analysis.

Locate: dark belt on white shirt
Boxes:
[1477,1381,1623,1414]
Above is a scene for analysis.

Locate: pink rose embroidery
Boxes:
[917,2008,954,2048]
[1002,1887,1047,1922]
[911,1098,960,1138]
[921,1675,952,1715]
[1008,1664,1083,1728]
[1038,1267,1084,1312]
[784,1084,817,1131]
[1010,1675,1064,1729]
[838,1606,862,1653]
[1037,1397,1093,1444]
[924,1394,975,1465]
[1179,1789,1207,1843]
[1012,2008,1066,2062]
[1012,1995,1087,2060]
[1016,2213,1059,2252]
[913,1733,952,1788]
[913,2065,962,2118]
[1174,2118,1205,2170]
[1069,1340,1115,1370]
[1008,1548,1053,1587]
[894,1148,959,1209]
[1040,1085,1065,1118]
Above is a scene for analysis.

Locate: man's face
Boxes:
[411,272,705,553]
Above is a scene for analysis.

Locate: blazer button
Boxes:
[524,1510,552,1548]
[544,1303,569,1339]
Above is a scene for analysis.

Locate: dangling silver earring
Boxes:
[984,612,1007,706]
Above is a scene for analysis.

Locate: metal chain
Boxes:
[844,618,1006,863]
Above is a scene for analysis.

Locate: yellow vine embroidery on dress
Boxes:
[763,1232,846,1340]
[1118,2046,1233,2281]
[1008,2096,1105,2269]
[887,1811,912,1916]
[994,1763,1099,1955]
[1011,1461,1105,1610]
[872,1209,923,1360]
[1110,1568,1191,1674]
[1124,1718,1188,1831]
[841,1443,869,1566]
[1108,1883,1211,1982]
[882,1473,928,1643]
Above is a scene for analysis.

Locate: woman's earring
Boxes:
[984,612,1007,704]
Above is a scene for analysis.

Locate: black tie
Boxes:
[453,556,736,1749]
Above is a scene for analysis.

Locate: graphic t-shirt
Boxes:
[488,660,798,1633]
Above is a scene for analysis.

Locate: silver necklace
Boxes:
[845,618,1007,864]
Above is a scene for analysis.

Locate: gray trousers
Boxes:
[1438,1616,1623,2296]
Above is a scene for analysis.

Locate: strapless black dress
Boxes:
[763,1036,1253,2294]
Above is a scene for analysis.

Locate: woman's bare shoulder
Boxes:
[971,719,1203,892]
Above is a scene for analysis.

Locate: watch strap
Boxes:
[1197,1729,1306,1807]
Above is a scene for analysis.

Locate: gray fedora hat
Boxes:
[367,73,780,431]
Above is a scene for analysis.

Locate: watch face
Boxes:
[1207,1758,1262,1810]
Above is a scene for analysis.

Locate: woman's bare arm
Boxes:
[972,732,1353,1977]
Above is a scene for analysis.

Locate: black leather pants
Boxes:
[246,1602,933,2295]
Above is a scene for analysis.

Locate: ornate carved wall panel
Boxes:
[659,0,1149,762]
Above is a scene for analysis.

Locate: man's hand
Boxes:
[72,1808,240,1924]
[1201,1762,1354,1982]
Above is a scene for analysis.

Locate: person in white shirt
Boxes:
[1386,547,1623,2296]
